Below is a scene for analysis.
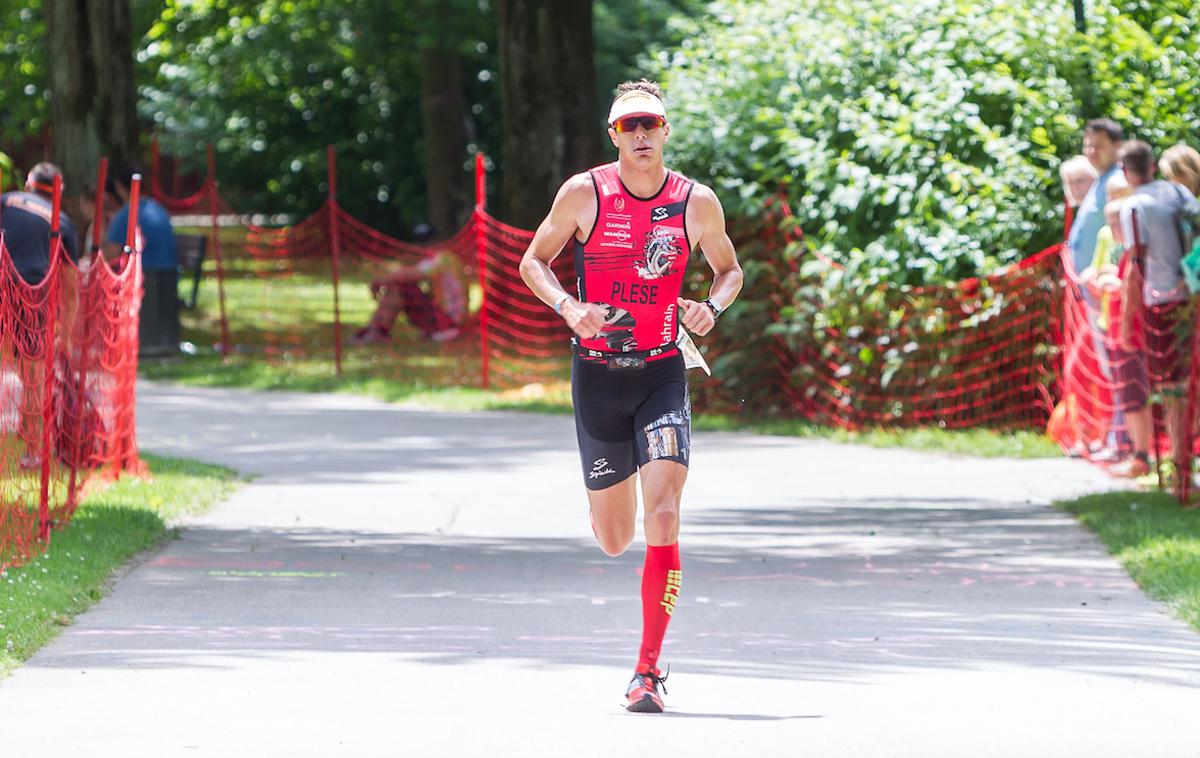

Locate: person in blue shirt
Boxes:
[1063,119,1129,458]
[1067,119,1124,275]
[104,164,180,355]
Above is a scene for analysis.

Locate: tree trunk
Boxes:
[419,45,471,237]
[43,0,138,221]
[497,0,602,229]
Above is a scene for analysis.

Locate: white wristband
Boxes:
[552,294,570,315]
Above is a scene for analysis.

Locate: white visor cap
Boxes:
[607,90,667,125]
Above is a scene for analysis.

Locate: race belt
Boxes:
[572,339,679,370]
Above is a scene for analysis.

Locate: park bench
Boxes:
[175,233,206,310]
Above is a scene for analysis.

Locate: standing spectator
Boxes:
[1067,120,1124,275]
[1063,123,1124,459]
[1,162,80,283]
[1060,154,1098,212]
[1113,141,1200,478]
[1089,188,1143,463]
[104,164,179,356]
[0,162,80,468]
[1070,174,1132,459]
[1160,144,1200,198]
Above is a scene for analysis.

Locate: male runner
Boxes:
[518,80,743,713]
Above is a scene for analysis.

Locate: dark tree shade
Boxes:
[44,0,138,199]
[420,44,471,235]
[497,0,603,228]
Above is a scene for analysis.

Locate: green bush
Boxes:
[654,0,1200,422]
[656,0,1200,290]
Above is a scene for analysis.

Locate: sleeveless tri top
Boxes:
[574,162,694,355]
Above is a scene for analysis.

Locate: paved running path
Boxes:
[2,381,1198,757]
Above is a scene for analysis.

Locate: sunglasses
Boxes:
[613,115,665,134]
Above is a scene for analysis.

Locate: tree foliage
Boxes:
[593,0,705,119]
[654,0,1200,418]
[0,0,701,232]
[656,0,1200,291]
[139,0,499,235]
[0,0,47,162]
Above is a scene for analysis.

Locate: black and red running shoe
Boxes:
[625,665,668,713]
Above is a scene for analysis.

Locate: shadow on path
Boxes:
[32,500,1200,688]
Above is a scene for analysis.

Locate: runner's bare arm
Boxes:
[677,184,743,337]
[519,174,608,339]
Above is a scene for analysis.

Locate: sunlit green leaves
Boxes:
[655,0,1199,295]
[0,1,46,148]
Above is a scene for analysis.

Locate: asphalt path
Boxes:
[0,381,1197,757]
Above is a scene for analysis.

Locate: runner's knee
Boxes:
[644,502,679,535]
[596,531,634,557]
[590,505,635,556]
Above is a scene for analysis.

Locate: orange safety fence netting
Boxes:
[1,243,143,572]
[150,144,1073,416]
[779,245,1062,430]
[162,145,1196,484]
[1054,208,1200,502]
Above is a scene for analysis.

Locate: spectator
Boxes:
[74,181,118,265]
[1,162,80,283]
[350,224,470,346]
[1060,154,1098,211]
[1112,140,1200,478]
[1088,185,1140,463]
[1064,123,1124,460]
[1160,143,1200,198]
[104,164,179,356]
[0,162,80,468]
[1067,119,1124,275]
[1078,171,1130,292]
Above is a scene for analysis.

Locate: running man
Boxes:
[518,80,743,713]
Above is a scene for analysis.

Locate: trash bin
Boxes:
[139,267,180,357]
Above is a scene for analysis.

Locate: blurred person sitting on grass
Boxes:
[350,224,469,346]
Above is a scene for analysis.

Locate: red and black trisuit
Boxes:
[571,162,694,490]
[570,161,692,677]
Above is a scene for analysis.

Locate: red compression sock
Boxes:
[638,543,681,673]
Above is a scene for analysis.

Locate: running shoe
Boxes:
[625,666,668,713]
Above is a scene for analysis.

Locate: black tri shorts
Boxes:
[571,352,691,490]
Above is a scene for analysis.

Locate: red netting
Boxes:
[474,210,573,388]
[1,239,142,571]
[1054,208,1199,501]
[147,145,502,386]
[154,143,1200,496]
[775,245,1061,430]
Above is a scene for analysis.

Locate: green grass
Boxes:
[0,454,241,677]
[1057,491,1200,631]
[692,416,1062,458]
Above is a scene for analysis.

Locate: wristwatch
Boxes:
[703,297,724,319]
